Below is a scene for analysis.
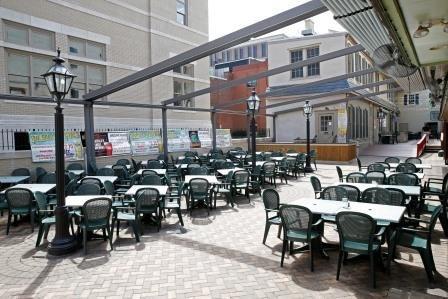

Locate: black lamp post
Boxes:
[303,100,314,173]
[377,108,385,144]
[42,49,77,256]
[246,88,260,171]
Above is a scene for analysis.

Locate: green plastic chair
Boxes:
[309,149,317,170]
[189,178,211,216]
[74,183,101,196]
[35,191,55,247]
[5,188,36,235]
[96,167,114,176]
[321,186,347,201]
[391,205,442,281]
[213,170,234,208]
[80,197,113,255]
[422,173,448,236]
[310,176,323,199]
[162,182,184,226]
[336,166,344,182]
[66,163,83,171]
[346,172,367,183]
[262,189,282,244]
[367,163,386,172]
[336,211,385,288]
[141,174,163,185]
[388,173,419,186]
[111,206,140,243]
[279,205,323,272]
[261,162,277,188]
[338,184,361,202]
[134,187,162,232]
[385,157,400,164]
[232,170,250,202]
[396,162,417,173]
[365,171,386,184]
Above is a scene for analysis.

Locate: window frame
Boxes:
[173,77,195,107]
[68,60,106,99]
[176,0,188,26]
[290,49,303,79]
[306,46,320,77]
[68,36,106,61]
[4,21,55,51]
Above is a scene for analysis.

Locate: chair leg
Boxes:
[289,241,294,255]
[420,250,434,281]
[369,252,376,288]
[6,213,12,235]
[36,224,45,247]
[44,224,51,239]
[131,221,140,242]
[280,239,287,267]
[83,229,87,255]
[30,212,35,233]
[177,208,184,226]
[102,228,107,241]
[262,222,271,244]
[70,218,75,235]
[277,225,282,239]
[428,245,436,272]
[106,225,113,250]
[336,250,343,280]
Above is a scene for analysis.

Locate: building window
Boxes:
[173,78,194,107]
[306,47,320,76]
[173,64,194,77]
[176,0,187,25]
[239,48,244,59]
[69,61,106,99]
[363,109,368,138]
[404,93,419,105]
[375,73,380,92]
[261,43,267,57]
[247,46,252,58]
[252,45,258,58]
[7,51,53,96]
[68,37,105,61]
[290,49,303,78]
[5,21,54,50]
[234,49,239,60]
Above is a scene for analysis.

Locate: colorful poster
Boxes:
[198,129,212,148]
[108,132,131,156]
[189,130,201,148]
[337,108,347,143]
[94,132,111,157]
[167,129,190,152]
[29,131,83,162]
[129,130,162,155]
[216,129,232,148]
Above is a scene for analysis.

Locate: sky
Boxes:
[208,0,345,40]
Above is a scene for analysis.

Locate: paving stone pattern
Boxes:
[0,152,446,298]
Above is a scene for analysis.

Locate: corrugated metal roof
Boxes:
[269,79,351,96]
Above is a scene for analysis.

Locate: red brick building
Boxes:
[210,60,268,137]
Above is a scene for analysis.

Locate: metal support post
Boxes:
[83,102,96,175]
[162,107,168,163]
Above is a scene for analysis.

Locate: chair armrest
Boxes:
[404,216,431,224]
[427,177,444,183]
[265,208,279,213]
[312,218,323,227]
[115,206,135,211]
[374,226,386,237]
[39,209,54,213]
[400,227,429,234]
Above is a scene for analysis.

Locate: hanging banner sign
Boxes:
[167,129,190,152]
[29,131,83,162]
[198,129,212,148]
[129,130,162,155]
[94,132,111,157]
[216,129,232,148]
[189,130,201,148]
[107,132,131,156]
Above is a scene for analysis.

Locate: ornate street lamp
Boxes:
[377,107,385,144]
[42,49,77,255]
[246,88,260,171]
[303,100,314,172]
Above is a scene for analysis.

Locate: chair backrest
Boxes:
[385,188,406,206]
[297,153,306,162]
[179,157,194,164]
[427,205,443,240]
[156,154,165,161]
[116,158,130,166]
[39,173,57,184]
[142,170,158,177]
[385,157,400,164]
[213,159,227,170]
[367,163,386,172]
[82,197,112,226]
[80,177,102,186]
[271,151,283,157]
[65,179,78,196]
[262,189,280,210]
[34,191,48,213]
[187,163,201,174]
[112,164,129,179]
[135,188,160,212]
[96,167,115,176]
[185,151,196,158]
[222,161,234,169]
[141,174,162,185]
[225,170,234,184]
[361,187,393,205]
[103,180,115,195]
[310,176,322,192]
[131,158,140,172]
[252,165,262,176]
[280,205,313,238]
[233,170,250,185]
[189,178,210,198]
[365,171,386,184]
[75,183,101,195]
[147,160,163,169]
[11,168,31,177]
[189,167,209,175]
[5,188,34,210]
[66,163,83,171]
[211,152,224,160]
[338,184,361,202]
[336,211,376,251]
[396,162,417,173]
[388,173,419,186]
[321,186,348,201]
[262,162,275,175]
[309,149,316,158]
[405,157,422,164]
[35,167,47,182]
[336,166,343,181]
[442,173,448,194]
[346,172,366,183]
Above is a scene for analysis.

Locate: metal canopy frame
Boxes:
[0,0,404,175]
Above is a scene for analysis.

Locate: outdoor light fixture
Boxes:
[413,18,448,38]
[303,100,313,172]
[413,24,430,38]
[246,88,260,171]
[42,49,77,256]
[42,49,76,101]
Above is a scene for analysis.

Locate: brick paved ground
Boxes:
[0,152,446,298]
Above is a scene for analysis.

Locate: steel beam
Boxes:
[161,108,168,162]
[163,44,364,106]
[214,68,375,110]
[265,78,395,109]
[84,0,327,101]
[272,115,277,142]
[83,102,96,175]
[211,111,217,150]
[274,88,402,115]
